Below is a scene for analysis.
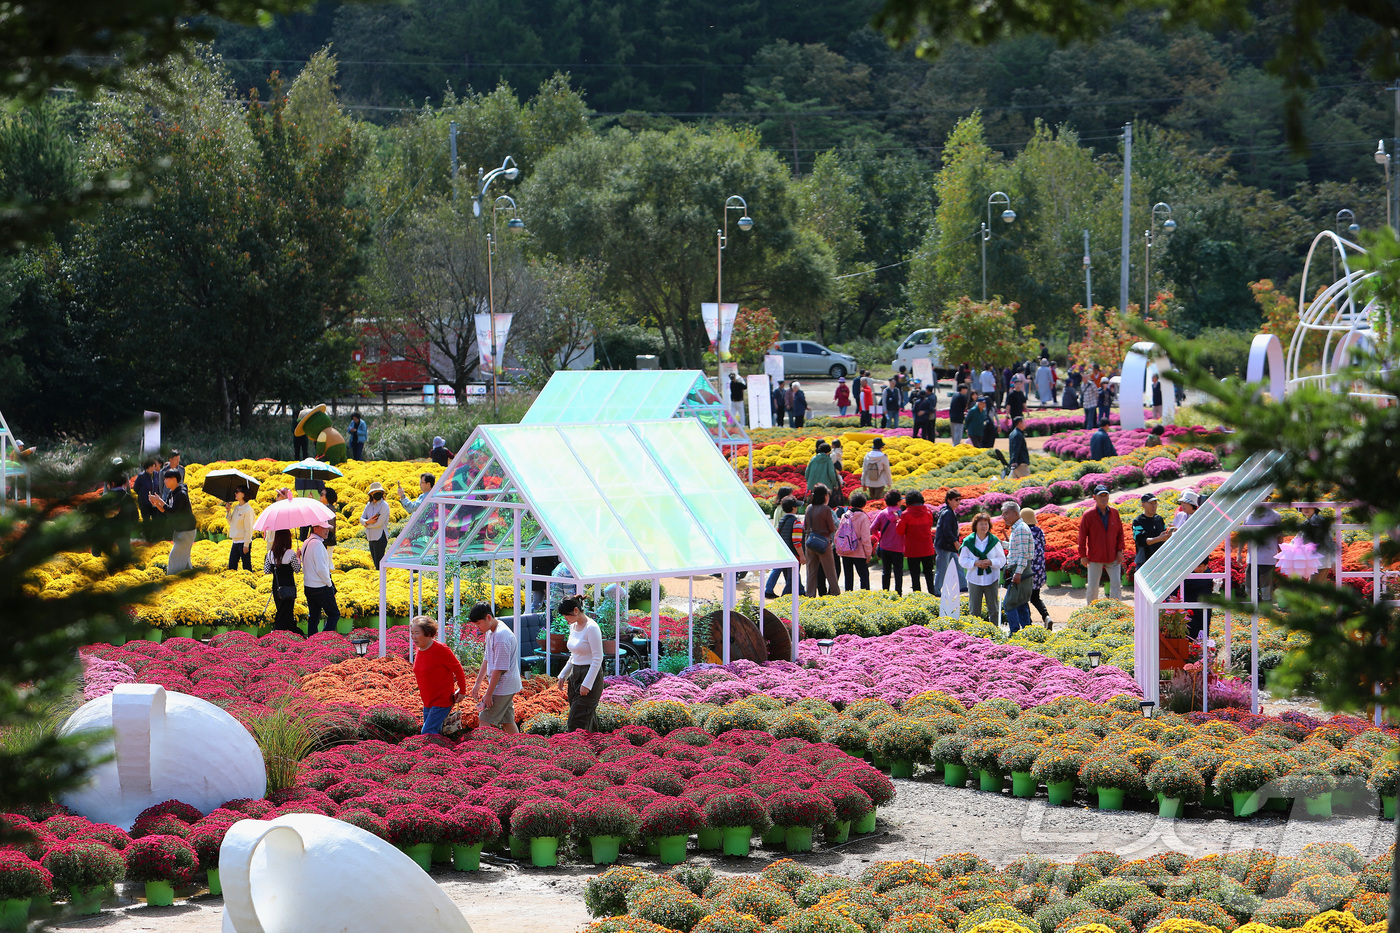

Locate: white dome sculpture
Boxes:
[59,684,266,830]
[219,814,473,933]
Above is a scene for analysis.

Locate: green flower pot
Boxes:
[1383,795,1397,820]
[589,836,622,865]
[657,834,687,865]
[108,633,129,647]
[890,760,914,779]
[206,868,221,896]
[212,625,231,637]
[509,835,529,859]
[943,764,968,787]
[1203,791,1226,810]
[1231,790,1264,817]
[0,899,29,930]
[853,809,876,834]
[826,820,851,845]
[1156,794,1183,819]
[432,842,451,863]
[1304,793,1333,818]
[784,827,814,852]
[191,625,212,641]
[144,880,175,907]
[530,836,559,868]
[979,769,1005,792]
[144,628,164,642]
[1267,797,1290,812]
[336,617,355,635]
[872,757,891,772]
[644,838,660,856]
[1011,772,1037,798]
[1332,789,1356,809]
[405,842,434,871]
[453,842,484,871]
[68,885,104,915]
[1047,781,1075,806]
[1097,787,1125,810]
[1068,574,1087,588]
[696,827,724,851]
[721,825,752,857]
[170,625,194,640]
[762,826,787,846]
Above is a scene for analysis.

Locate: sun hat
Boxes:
[432,436,446,449]
[1180,491,1200,506]
[368,482,385,494]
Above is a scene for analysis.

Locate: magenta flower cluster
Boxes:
[81,657,137,701]
[1043,425,1213,460]
[600,627,1139,710]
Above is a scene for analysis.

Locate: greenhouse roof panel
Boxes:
[522,370,719,424]
[1135,450,1283,603]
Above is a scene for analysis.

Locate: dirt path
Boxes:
[54,778,1395,933]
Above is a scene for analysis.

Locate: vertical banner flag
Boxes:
[747,374,772,429]
[493,313,513,375]
[717,303,739,360]
[700,303,721,351]
[912,357,934,389]
[763,353,785,388]
[474,313,494,372]
[142,412,161,459]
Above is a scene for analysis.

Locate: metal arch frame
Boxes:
[1287,230,1391,395]
[376,420,799,668]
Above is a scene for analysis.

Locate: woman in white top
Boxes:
[225,485,255,571]
[557,597,604,732]
[360,481,391,570]
[958,512,1007,626]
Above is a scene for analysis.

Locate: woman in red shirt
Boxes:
[895,490,937,593]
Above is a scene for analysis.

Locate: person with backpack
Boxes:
[764,496,805,598]
[860,437,892,501]
[803,484,841,597]
[834,492,873,591]
[870,491,905,593]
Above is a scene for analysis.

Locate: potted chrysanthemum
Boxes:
[931,735,971,787]
[1144,756,1205,819]
[1031,748,1083,806]
[702,790,770,858]
[811,780,872,845]
[871,719,933,779]
[963,737,1009,793]
[1078,754,1143,811]
[0,851,52,930]
[442,805,502,871]
[186,819,235,896]
[41,841,124,915]
[1212,755,1277,817]
[1367,758,1397,820]
[385,804,446,871]
[573,797,639,866]
[638,798,702,866]
[510,797,574,868]
[122,835,198,907]
[998,742,1043,799]
[765,789,835,853]
[1280,768,1338,818]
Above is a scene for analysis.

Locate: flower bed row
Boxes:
[845,689,1397,820]
[1044,427,1218,461]
[580,849,1391,933]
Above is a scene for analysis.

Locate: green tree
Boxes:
[932,296,1037,368]
[521,124,836,367]
[65,51,368,430]
[1146,231,1400,931]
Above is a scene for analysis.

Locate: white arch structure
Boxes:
[1119,342,1175,430]
[1287,231,1391,395]
[1245,333,1285,400]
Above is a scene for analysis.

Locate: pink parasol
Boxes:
[253,497,335,533]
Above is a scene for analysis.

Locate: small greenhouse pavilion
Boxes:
[1133,451,1389,718]
[524,370,753,481]
[376,418,798,671]
[1,409,28,507]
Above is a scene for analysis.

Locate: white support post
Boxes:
[453,575,461,643]
[436,502,447,643]
[615,588,623,676]
[651,578,661,670]
[790,567,800,661]
[687,577,694,667]
[378,564,388,659]
[1250,610,1260,714]
[512,510,521,636]
[1201,629,1210,713]
[722,571,733,664]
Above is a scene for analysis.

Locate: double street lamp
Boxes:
[715,195,754,380]
[474,156,523,415]
[981,191,1015,301]
[1143,202,1175,313]
[1333,209,1358,281]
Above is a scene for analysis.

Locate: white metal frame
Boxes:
[1136,499,1388,723]
[0,409,29,508]
[377,421,798,670]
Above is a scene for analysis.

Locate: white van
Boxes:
[891,328,945,376]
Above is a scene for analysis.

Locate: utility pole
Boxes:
[1119,123,1132,313]
[449,121,459,201]
[1392,83,1399,237]
[1083,229,1092,310]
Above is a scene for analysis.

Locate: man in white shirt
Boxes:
[469,603,521,733]
[300,523,339,634]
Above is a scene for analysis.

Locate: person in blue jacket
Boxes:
[1089,424,1117,460]
[346,411,368,460]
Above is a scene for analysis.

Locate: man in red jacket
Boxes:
[411,616,467,735]
[1077,485,1124,603]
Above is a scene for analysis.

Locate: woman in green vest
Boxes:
[957,512,1007,624]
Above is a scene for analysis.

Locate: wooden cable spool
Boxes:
[760,608,793,662]
[703,610,767,664]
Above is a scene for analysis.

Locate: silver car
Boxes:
[774,340,857,379]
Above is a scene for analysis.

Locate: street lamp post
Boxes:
[1377,140,1394,232]
[472,157,521,416]
[1143,202,1175,314]
[981,191,1015,301]
[715,195,753,375]
[1333,209,1358,281]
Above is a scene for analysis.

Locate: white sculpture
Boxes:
[1119,341,1176,430]
[1245,334,1285,400]
[219,814,473,933]
[59,684,266,830]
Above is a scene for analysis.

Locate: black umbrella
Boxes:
[202,469,262,503]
